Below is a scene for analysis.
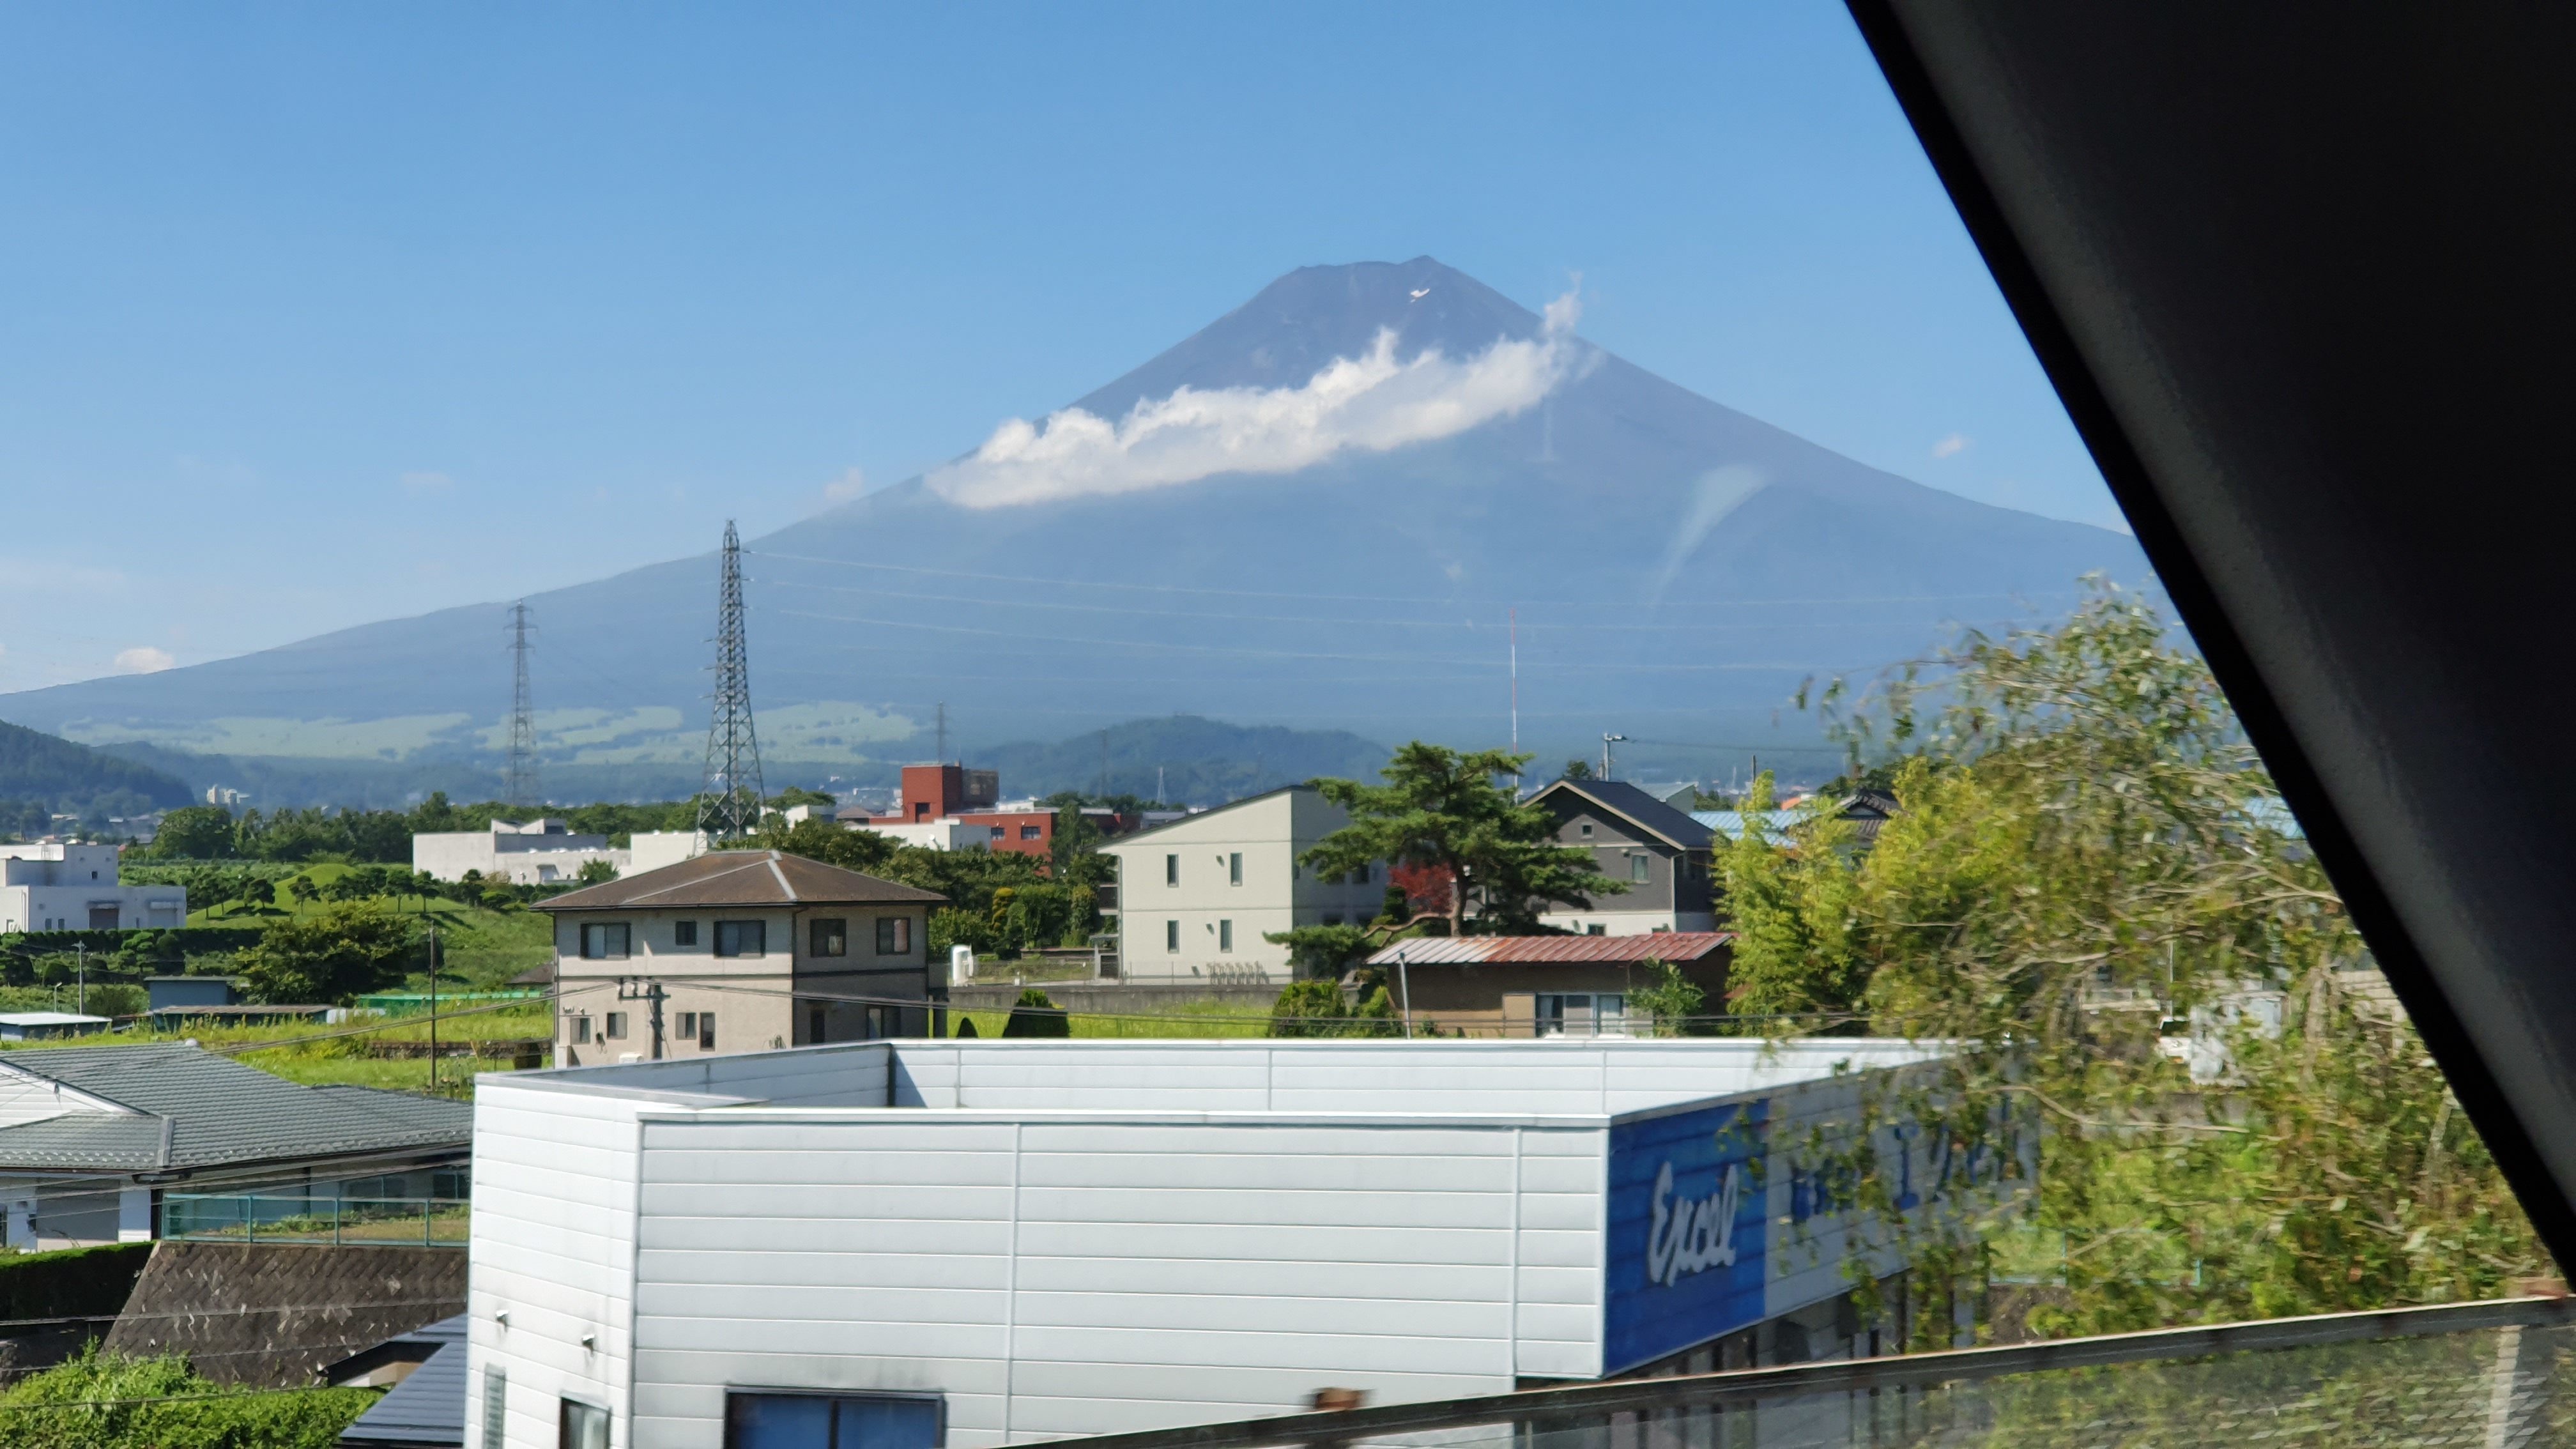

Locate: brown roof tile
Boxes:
[533,850,946,912]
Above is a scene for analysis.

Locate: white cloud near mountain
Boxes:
[114,646,175,673]
[929,291,1590,509]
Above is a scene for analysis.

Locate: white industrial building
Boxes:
[415,820,626,886]
[466,1036,2006,1449]
[0,843,183,933]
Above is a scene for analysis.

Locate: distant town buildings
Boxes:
[0,841,185,933]
[411,818,622,885]
[848,763,1137,857]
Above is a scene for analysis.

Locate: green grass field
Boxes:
[0,1005,556,1099]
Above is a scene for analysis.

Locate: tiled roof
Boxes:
[1533,780,1715,850]
[0,1043,470,1172]
[1367,932,1732,967]
[533,850,946,912]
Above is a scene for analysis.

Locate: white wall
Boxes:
[469,1080,662,1449]
[620,1112,1600,1446]
[1102,790,1381,985]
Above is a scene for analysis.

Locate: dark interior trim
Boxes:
[1841,0,2576,1266]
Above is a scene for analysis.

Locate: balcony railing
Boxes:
[160,1193,469,1248]
[1029,1296,2576,1449]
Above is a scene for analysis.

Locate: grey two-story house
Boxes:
[1526,779,1717,936]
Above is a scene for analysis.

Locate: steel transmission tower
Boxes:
[505,601,537,808]
[696,521,766,839]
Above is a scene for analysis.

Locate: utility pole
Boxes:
[74,944,84,1016]
[427,924,439,1092]
[1393,947,1414,1039]
[1601,733,1627,781]
[696,521,767,840]
[648,982,667,1061]
[505,601,537,808]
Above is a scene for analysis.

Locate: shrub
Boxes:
[1001,988,1069,1038]
[238,905,419,1004]
[0,1344,376,1449]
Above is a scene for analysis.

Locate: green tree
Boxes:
[148,805,236,859]
[1731,581,2546,1337]
[232,877,278,916]
[1713,771,1866,1024]
[1625,958,1713,1037]
[238,903,419,1004]
[1262,924,1376,979]
[1561,759,1593,780]
[287,874,321,909]
[760,816,898,875]
[576,857,617,885]
[1307,743,1621,937]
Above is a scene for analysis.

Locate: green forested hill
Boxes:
[0,717,194,813]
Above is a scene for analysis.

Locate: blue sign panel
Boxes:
[1602,1099,1768,1376]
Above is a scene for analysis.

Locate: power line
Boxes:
[696,521,765,840]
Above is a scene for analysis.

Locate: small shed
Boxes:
[1366,933,1733,1036]
[0,1013,111,1041]
[147,976,240,1011]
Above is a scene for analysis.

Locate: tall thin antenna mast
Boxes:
[505,601,537,808]
[696,521,766,840]
[935,704,948,765]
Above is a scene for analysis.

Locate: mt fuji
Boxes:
[0,258,2149,803]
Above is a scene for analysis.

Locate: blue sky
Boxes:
[0,1,2116,695]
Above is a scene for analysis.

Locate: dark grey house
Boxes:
[1525,779,1719,935]
[0,1043,471,1248]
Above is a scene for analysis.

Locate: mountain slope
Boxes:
[0,718,193,811]
[0,257,2149,796]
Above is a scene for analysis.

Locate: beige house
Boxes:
[533,850,946,1062]
[1098,786,1384,983]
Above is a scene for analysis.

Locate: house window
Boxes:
[715,920,766,957]
[1586,924,1606,936]
[604,1012,627,1040]
[1535,993,1630,1039]
[566,1015,592,1045]
[1020,825,1042,839]
[1579,822,1594,838]
[725,1392,941,1449]
[578,923,630,960]
[673,920,698,946]
[698,1013,716,1050]
[1219,919,1233,951]
[1165,854,1178,885]
[1165,920,1179,952]
[1229,852,1243,885]
[811,918,848,957]
[988,825,1005,839]
[560,1397,610,1449]
[876,916,912,954]
[1631,854,1652,884]
[809,1006,828,1044]
[676,1012,698,1039]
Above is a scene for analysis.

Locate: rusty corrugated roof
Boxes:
[532,849,946,912]
[1365,932,1731,966]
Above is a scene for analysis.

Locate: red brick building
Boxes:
[862,764,1137,859]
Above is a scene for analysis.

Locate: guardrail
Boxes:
[159,1193,468,1248]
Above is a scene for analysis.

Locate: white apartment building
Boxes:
[1096,786,1383,984]
[0,843,183,933]
[413,819,627,885]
